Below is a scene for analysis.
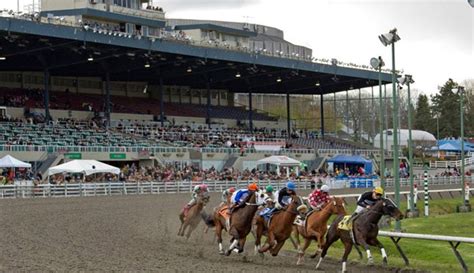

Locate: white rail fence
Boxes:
[1,179,472,200]
[378,231,474,273]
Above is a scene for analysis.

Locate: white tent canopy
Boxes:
[0,155,32,168]
[48,160,120,176]
[257,155,301,166]
[257,156,301,177]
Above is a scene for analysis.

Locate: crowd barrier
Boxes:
[1,176,471,199]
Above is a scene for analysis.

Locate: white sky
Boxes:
[2,0,473,94]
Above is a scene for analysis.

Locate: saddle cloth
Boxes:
[259,208,278,228]
[338,215,353,231]
[218,205,230,221]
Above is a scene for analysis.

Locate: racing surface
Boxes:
[0,192,426,272]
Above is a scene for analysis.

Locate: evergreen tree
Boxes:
[414,94,434,133]
[431,79,461,138]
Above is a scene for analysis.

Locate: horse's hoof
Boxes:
[382,257,388,266]
[225,251,231,256]
[219,250,225,255]
[367,258,374,266]
[310,254,317,259]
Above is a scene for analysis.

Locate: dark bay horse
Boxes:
[225,191,264,256]
[316,198,403,272]
[294,197,346,265]
[255,194,305,256]
[178,194,209,239]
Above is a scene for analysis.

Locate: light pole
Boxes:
[456,86,472,212]
[371,56,385,189]
[436,114,440,158]
[379,28,401,231]
[400,74,418,217]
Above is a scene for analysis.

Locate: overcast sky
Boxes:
[2,0,473,94]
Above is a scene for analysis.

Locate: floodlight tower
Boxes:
[379,28,401,231]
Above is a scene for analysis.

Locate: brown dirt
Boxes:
[0,193,426,272]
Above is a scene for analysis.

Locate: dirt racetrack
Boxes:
[0,193,424,272]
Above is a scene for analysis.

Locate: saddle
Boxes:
[182,204,196,218]
[338,215,353,231]
[259,208,279,228]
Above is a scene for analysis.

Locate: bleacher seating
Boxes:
[0,87,277,121]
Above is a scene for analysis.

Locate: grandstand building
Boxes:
[0,0,392,177]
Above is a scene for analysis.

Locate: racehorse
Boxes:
[201,204,232,254]
[316,198,403,272]
[294,197,346,265]
[255,194,305,256]
[178,194,209,239]
[225,191,264,256]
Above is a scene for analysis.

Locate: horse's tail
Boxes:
[201,211,215,227]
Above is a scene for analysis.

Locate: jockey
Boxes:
[229,183,259,212]
[342,186,384,227]
[220,187,236,207]
[275,181,297,209]
[182,183,209,215]
[226,183,258,229]
[265,185,276,202]
[308,185,331,211]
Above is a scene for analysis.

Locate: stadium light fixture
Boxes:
[235,72,241,78]
[144,62,151,68]
[87,56,94,62]
[315,81,320,87]
[186,67,192,73]
[276,77,282,83]
[0,56,6,61]
[379,28,400,47]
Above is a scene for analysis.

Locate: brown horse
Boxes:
[178,194,209,239]
[316,198,404,272]
[255,194,304,256]
[201,204,231,254]
[294,197,346,265]
[224,191,264,256]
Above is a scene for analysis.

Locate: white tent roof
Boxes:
[257,155,301,167]
[48,160,120,176]
[0,155,31,168]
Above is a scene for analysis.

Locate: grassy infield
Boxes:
[286,198,474,273]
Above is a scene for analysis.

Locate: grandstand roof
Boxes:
[0,17,392,95]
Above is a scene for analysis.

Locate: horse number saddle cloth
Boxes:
[259,208,279,228]
[338,215,353,231]
[218,205,230,221]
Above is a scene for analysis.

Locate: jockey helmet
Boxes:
[248,183,258,191]
[286,181,296,191]
[265,185,274,193]
[373,186,384,195]
[321,185,330,193]
[228,187,236,193]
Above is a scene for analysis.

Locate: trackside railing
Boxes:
[378,231,474,273]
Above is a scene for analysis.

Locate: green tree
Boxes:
[431,79,461,138]
[414,94,434,133]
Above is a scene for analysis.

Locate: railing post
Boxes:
[424,166,429,216]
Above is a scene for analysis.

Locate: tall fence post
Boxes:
[424,166,429,217]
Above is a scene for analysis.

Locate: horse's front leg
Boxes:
[360,239,374,265]
[296,238,311,265]
[254,218,264,255]
[216,222,225,255]
[258,231,275,253]
[370,238,388,265]
[225,238,239,256]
